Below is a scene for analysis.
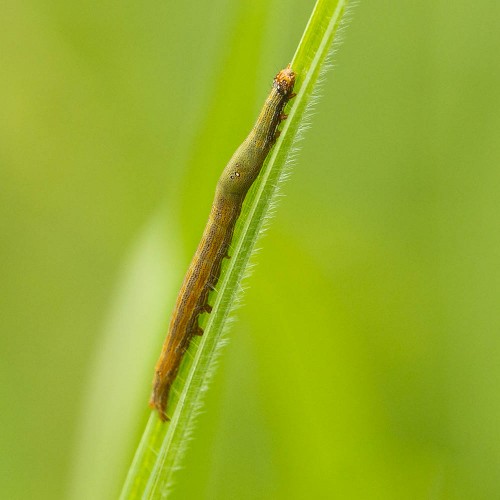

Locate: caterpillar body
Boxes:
[150,66,296,421]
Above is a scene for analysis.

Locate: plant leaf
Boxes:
[120,0,352,497]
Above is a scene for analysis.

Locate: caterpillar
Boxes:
[150,66,296,421]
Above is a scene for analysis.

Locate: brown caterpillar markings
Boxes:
[149,66,296,421]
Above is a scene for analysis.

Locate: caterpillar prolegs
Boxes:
[150,66,296,421]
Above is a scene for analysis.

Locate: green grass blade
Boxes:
[120,0,351,497]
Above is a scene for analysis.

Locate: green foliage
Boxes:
[119,1,349,497]
[3,0,500,499]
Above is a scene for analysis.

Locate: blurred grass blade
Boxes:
[120,0,351,497]
[68,210,180,500]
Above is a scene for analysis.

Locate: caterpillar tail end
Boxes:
[149,376,172,422]
[149,394,171,422]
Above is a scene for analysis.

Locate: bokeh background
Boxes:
[2,0,500,498]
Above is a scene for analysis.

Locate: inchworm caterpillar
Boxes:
[150,66,296,421]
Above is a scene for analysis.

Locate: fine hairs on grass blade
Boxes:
[120,0,354,497]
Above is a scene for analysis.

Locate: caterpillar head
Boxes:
[273,66,296,98]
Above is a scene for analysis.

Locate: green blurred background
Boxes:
[2,0,500,498]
